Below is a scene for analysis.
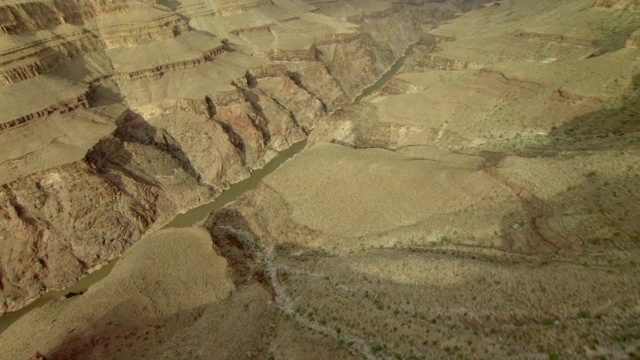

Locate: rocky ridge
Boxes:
[1,0,639,359]
[0,0,465,318]
[196,0,640,358]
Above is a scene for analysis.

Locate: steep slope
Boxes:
[2,0,639,359]
[0,0,471,319]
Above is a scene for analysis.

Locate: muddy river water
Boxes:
[0,42,415,333]
[0,140,307,333]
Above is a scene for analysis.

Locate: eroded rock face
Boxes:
[0,0,469,315]
[1,228,239,360]
[190,0,640,358]
[0,70,328,312]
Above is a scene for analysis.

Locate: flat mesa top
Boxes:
[0,77,88,124]
[106,31,220,73]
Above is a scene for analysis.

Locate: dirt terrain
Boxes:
[0,0,453,312]
[0,0,639,359]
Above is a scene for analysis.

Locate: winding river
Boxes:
[0,139,307,334]
[0,41,416,334]
[353,42,415,104]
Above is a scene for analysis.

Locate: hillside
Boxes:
[0,0,639,359]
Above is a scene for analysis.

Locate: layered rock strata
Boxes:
[0,0,461,316]
[3,0,639,359]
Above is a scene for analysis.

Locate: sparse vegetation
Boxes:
[632,72,640,91]
[578,311,590,319]
[4,1,640,360]
[596,23,622,37]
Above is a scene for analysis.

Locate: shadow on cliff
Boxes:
[40,286,278,360]
[40,208,274,360]
[533,87,640,155]
[34,30,127,111]
[86,109,205,194]
[117,111,205,183]
[491,85,640,255]
[495,168,640,256]
[37,29,111,85]
[203,208,273,289]
[85,112,157,196]
[157,0,182,10]
[87,83,125,108]
[238,87,273,144]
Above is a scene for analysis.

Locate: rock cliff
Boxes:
[189,0,640,358]
[3,1,639,359]
[594,0,639,10]
[0,0,470,316]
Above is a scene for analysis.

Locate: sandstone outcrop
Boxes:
[0,4,190,85]
[594,0,639,11]
[2,0,639,359]
[0,0,464,315]
[174,0,640,358]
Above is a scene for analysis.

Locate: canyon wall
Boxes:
[594,0,639,10]
[0,0,469,315]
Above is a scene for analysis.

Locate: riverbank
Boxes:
[0,139,308,334]
[0,16,424,331]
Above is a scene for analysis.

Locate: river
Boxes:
[0,139,307,334]
[353,42,415,104]
[0,41,415,334]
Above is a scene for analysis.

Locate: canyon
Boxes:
[0,0,639,359]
